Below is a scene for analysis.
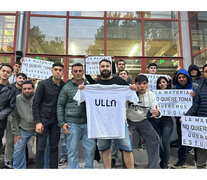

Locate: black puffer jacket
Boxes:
[0,83,16,128]
[185,78,207,117]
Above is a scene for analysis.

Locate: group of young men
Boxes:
[0,57,207,169]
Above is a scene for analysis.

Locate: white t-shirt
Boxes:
[74,84,139,139]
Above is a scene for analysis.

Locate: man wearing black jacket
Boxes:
[32,62,65,169]
[0,64,16,155]
[185,64,207,168]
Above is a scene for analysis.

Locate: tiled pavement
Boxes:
[0,147,196,169]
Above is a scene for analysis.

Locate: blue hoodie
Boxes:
[174,68,193,89]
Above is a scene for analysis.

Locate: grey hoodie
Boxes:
[10,93,35,136]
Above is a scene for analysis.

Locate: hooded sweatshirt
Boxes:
[174,68,198,91]
[188,64,202,84]
[127,88,161,122]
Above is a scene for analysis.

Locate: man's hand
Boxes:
[78,84,85,90]
[62,123,71,135]
[36,122,44,134]
[179,118,182,123]
[190,90,196,97]
[151,105,159,118]
[129,84,137,91]
[20,57,25,64]
[176,66,182,72]
[14,135,23,144]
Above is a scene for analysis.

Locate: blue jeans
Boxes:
[155,117,173,168]
[66,122,96,169]
[59,129,68,160]
[111,140,119,159]
[13,129,36,169]
[98,123,132,152]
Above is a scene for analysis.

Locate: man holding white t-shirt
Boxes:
[76,59,138,169]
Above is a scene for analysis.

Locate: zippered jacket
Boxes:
[0,83,16,128]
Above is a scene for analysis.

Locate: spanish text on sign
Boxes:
[181,116,207,149]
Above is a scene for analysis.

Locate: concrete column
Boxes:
[180,11,192,70]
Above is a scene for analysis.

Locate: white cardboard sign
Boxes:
[21,57,53,80]
[85,56,112,75]
[141,73,169,90]
[154,89,193,117]
[181,116,207,149]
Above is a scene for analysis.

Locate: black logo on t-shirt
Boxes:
[95,99,116,107]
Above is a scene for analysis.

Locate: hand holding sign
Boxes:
[151,105,159,118]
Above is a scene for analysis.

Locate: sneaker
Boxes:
[171,162,187,169]
[111,159,116,168]
[58,158,67,166]
[4,162,13,169]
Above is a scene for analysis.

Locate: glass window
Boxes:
[107,20,142,56]
[197,11,207,20]
[28,17,66,54]
[189,12,197,17]
[144,11,178,19]
[193,52,207,70]
[0,15,15,53]
[0,56,11,64]
[107,11,141,18]
[144,21,180,57]
[31,11,67,16]
[146,59,180,76]
[121,59,141,81]
[190,12,207,55]
[69,11,104,17]
[69,19,104,56]
[68,58,84,79]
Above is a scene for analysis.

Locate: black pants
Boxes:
[176,117,187,164]
[36,123,60,169]
[0,128,5,154]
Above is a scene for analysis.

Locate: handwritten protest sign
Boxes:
[154,90,192,117]
[181,116,207,149]
[141,74,169,90]
[85,56,112,75]
[21,58,53,80]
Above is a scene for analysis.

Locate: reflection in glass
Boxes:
[69,19,104,56]
[144,21,180,57]
[146,59,180,76]
[31,11,66,16]
[107,20,142,56]
[0,56,11,64]
[190,12,207,54]
[0,16,15,52]
[194,52,207,70]
[68,58,84,79]
[144,11,178,19]
[189,12,197,17]
[107,11,141,18]
[69,11,104,17]
[122,59,141,81]
[29,17,66,54]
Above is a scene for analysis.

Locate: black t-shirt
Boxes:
[96,76,129,85]
[0,84,5,92]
